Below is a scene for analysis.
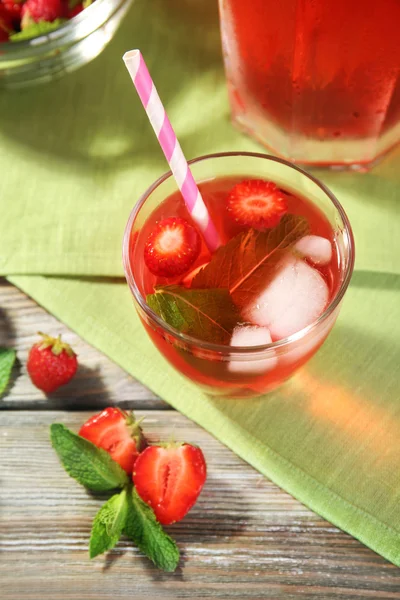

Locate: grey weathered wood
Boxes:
[0,279,166,410]
[1,280,400,599]
[1,410,400,600]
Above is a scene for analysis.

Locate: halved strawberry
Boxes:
[79,407,145,474]
[133,443,207,525]
[144,216,201,278]
[227,179,288,230]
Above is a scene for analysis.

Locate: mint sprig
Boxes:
[124,488,180,573]
[50,423,129,491]
[89,489,129,559]
[50,424,180,572]
[0,348,16,398]
[147,286,241,344]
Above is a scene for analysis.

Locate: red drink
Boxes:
[123,154,354,398]
[219,0,400,168]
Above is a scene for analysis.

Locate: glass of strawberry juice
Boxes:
[123,152,354,398]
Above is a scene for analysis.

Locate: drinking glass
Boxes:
[123,152,354,398]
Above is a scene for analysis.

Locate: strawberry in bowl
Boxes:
[0,0,134,88]
[0,0,94,42]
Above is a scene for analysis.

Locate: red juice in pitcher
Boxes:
[219,0,400,167]
[128,171,343,398]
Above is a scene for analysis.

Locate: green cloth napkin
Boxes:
[2,0,400,566]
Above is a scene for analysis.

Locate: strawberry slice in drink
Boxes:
[144,216,201,278]
[227,179,288,230]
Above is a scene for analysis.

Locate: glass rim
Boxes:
[122,151,355,355]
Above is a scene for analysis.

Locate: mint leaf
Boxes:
[50,424,129,491]
[193,214,309,307]
[0,349,16,398]
[147,285,241,344]
[124,488,179,572]
[10,19,67,42]
[89,489,128,559]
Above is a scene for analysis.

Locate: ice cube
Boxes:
[228,325,277,374]
[294,235,332,265]
[243,255,329,340]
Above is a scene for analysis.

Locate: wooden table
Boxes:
[1,278,400,599]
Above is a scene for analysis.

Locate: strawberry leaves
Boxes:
[0,348,16,398]
[147,286,241,344]
[10,19,67,41]
[193,214,309,307]
[50,423,180,572]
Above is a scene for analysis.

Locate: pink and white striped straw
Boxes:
[123,49,221,252]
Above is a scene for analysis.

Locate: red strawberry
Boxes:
[27,332,78,393]
[133,443,207,525]
[79,407,145,474]
[21,0,65,27]
[0,3,13,39]
[1,0,22,21]
[144,217,201,278]
[68,2,83,18]
[227,179,288,230]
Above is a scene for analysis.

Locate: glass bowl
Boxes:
[0,0,134,89]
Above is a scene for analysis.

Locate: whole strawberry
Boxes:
[21,0,65,28]
[1,0,23,22]
[27,332,78,393]
[0,3,13,40]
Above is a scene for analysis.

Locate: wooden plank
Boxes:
[0,279,166,410]
[1,411,400,600]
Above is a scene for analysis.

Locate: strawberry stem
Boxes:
[37,332,76,357]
